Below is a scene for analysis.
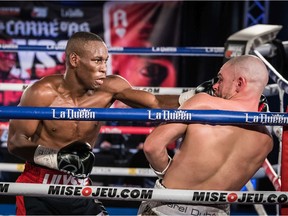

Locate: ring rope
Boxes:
[245,180,268,215]
[262,159,281,191]
[0,43,276,57]
[0,122,153,135]
[0,82,279,97]
[0,107,287,126]
[0,163,278,179]
[100,126,153,134]
[254,50,288,95]
[0,182,287,204]
[0,45,224,56]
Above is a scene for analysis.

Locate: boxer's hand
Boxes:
[34,141,95,178]
[179,77,217,105]
[258,94,269,112]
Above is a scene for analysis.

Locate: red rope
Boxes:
[262,158,281,191]
[100,126,154,134]
[0,122,154,135]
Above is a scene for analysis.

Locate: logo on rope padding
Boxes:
[52,108,95,120]
[148,110,192,121]
[245,113,288,124]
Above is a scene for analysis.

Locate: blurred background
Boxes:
[0,1,288,215]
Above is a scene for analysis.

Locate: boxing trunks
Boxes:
[16,162,108,215]
[138,179,230,215]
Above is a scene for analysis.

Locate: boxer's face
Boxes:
[213,64,237,100]
[75,41,109,89]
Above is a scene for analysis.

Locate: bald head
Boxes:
[226,55,269,93]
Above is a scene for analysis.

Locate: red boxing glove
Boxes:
[258,94,269,112]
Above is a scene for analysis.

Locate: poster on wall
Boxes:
[103,1,181,89]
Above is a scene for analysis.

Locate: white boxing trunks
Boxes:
[137,179,230,216]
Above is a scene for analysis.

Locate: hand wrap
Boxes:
[150,155,172,179]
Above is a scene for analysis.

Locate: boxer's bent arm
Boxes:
[7,80,54,161]
[8,119,41,162]
[144,122,187,173]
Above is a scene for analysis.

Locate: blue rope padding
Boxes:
[0,106,287,126]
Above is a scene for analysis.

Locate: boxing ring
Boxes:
[0,24,288,215]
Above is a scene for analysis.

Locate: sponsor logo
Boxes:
[4,21,90,37]
[0,44,18,50]
[0,7,20,16]
[52,108,95,120]
[245,113,288,125]
[205,47,224,53]
[108,47,124,51]
[61,8,84,18]
[31,7,48,18]
[192,191,288,204]
[100,127,122,134]
[224,44,245,59]
[42,174,88,185]
[135,87,160,94]
[152,47,177,52]
[0,183,9,193]
[148,110,192,121]
[48,185,153,199]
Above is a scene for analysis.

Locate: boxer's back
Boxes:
[163,122,272,190]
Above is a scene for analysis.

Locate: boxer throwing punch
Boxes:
[7,31,183,215]
[138,55,273,215]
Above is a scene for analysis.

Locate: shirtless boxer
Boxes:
[138,55,273,215]
[7,31,181,215]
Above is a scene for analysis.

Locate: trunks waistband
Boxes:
[18,162,91,186]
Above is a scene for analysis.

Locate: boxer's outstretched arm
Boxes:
[108,75,180,108]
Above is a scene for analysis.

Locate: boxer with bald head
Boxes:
[138,55,273,215]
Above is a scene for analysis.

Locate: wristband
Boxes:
[150,155,172,179]
[34,145,58,170]
[179,90,195,105]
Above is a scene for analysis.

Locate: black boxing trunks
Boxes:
[137,179,230,215]
[16,162,108,215]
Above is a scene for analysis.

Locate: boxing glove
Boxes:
[258,94,269,112]
[34,141,95,178]
[179,77,217,105]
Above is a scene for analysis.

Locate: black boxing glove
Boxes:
[179,77,217,105]
[258,94,269,112]
[34,141,95,178]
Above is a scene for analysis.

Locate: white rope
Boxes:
[0,82,279,96]
[245,180,268,215]
[0,182,288,204]
[0,163,277,179]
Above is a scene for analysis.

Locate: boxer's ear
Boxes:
[69,52,79,67]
